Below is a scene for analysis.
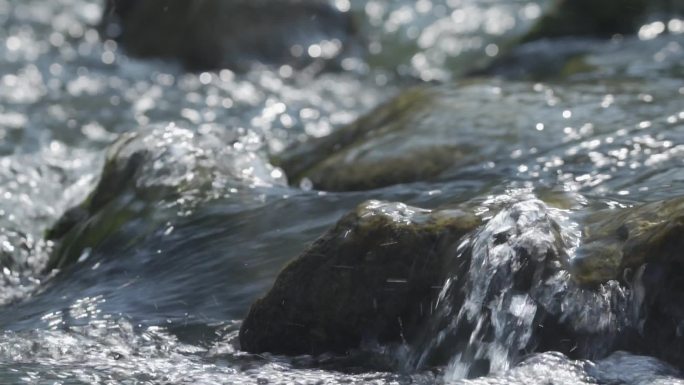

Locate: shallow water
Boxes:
[0,0,683,384]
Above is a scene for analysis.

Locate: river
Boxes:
[0,0,683,384]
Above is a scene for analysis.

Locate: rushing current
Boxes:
[0,0,683,384]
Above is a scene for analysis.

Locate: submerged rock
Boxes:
[239,200,480,355]
[279,83,522,191]
[100,0,359,71]
[45,124,286,271]
[482,33,684,81]
[277,86,463,191]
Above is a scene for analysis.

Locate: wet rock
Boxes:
[278,85,501,191]
[277,81,563,191]
[239,200,481,355]
[482,33,684,81]
[277,86,463,191]
[100,0,359,71]
[524,0,681,40]
[567,196,684,368]
[409,196,585,372]
[571,197,684,285]
[45,124,286,271]
[404,194,682,374]
[280,74,683,193]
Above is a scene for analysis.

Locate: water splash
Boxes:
[408,191,639,380]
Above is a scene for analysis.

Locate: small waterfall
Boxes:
[407,192,639,380]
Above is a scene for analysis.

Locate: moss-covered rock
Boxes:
[570,197,684,285]
[277,81,574,191]
[277,85,498,191]
[100,0,359,71]
[45,124,286,271]
[239,200,481,355]
[277,86,470,191]
[239,194,684,369]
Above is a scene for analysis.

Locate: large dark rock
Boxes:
[524,0,682,40]
[457,351,683,385]
[100,0,360,71]
[238,193,684,372]
[239,200,481,355]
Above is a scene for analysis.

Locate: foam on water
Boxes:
[407,191,650,380]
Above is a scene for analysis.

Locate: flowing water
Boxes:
[0,0,683,384]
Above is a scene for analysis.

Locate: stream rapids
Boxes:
[0,0,683,384]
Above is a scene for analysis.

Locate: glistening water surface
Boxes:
[0,0,683,384]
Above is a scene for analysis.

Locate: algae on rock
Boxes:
[239,200,481,355]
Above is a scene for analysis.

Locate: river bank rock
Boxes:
[239,200,481,355]
[100,0,359,71]
[523,0,681,40]
[45,124,286,271]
